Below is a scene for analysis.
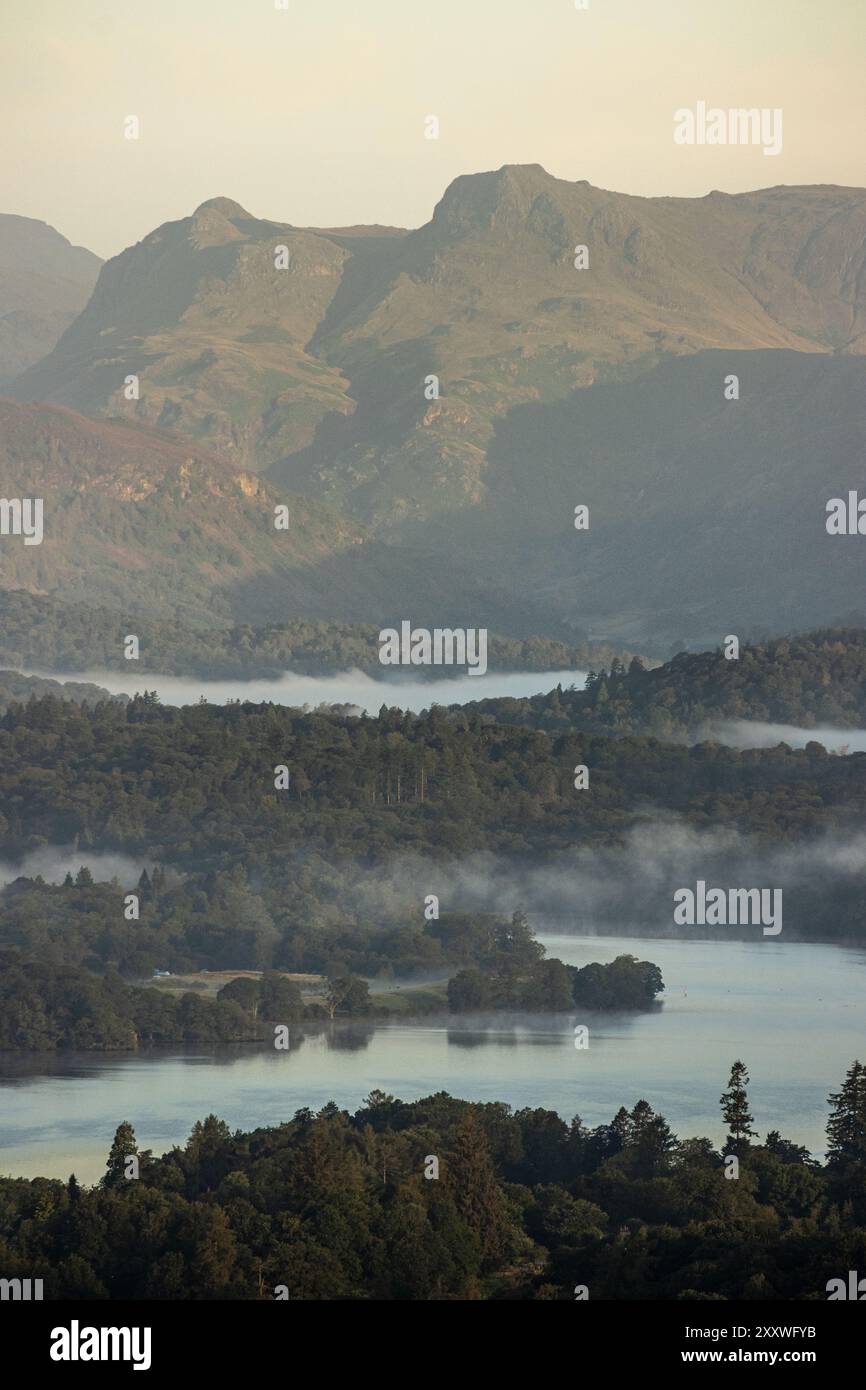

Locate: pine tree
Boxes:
[826,1060,866,1168]
[447,1111,510,1267]
[720,1060,757,1155]
[103,1121,138,1188]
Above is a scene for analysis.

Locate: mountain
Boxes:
[0,214,101,389]
[281,170,866,532]
[9,169,866,645]
[0,399,561,634]
[15,169,866,496]
[10,197,403,470]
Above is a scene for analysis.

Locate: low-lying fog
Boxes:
[27,667,589,714]
[0,850,160,889]
[711,720,866,753]
[3,816,865,941]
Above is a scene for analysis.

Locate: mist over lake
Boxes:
[30,667,590,714]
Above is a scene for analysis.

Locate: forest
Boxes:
[0,588,627,680]
[466,629,866,739]
[0,885,663,1049]
[2,690,864,867]
[1,1060,865,1300]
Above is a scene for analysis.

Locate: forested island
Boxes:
[0,890,662,1050]
[2,1059,865,1300]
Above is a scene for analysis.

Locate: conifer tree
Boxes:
[826,1060,866,1168]
[103,1121,138,1188]
[720,1060,757,1155]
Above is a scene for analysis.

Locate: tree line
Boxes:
[1,1059,865,1299]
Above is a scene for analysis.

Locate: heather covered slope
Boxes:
[0,399,559,634]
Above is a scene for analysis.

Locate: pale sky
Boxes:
[2,0,864,259]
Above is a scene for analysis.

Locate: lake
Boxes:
[2,933,865,1184]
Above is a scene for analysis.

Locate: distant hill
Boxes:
[0,669,118,714]
[0,588,639,680]
[275,170,866,533]
[10,196,400,471]
[0,214,101,389]
[14,170,866,494]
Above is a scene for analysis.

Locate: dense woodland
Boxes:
[0,885,663,1049]
[2,691,864,865]
[0,690,863,1009]
[0,589,626,680]
[466,629,866,740]
[2,1060,866,1299]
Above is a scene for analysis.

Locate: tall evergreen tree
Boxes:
[447,1111,510,1267]
[826,1060,866,1168]
[720,1060,757,1155]
[102,1121,138,1188]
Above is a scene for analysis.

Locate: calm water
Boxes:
[2,934,865,1183]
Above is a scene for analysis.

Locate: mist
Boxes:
[330,816,866,942]
[0,848,155,889]
[28,667,588,715]
[712,720,866,753]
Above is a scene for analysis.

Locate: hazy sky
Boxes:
[3,0,864,259]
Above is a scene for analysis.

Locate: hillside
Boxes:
[10,198,401,470]
[0,589,631,680]
[0,214,101,388]
[9,169,866,646]
[0,399,558,633]
[417,348,866,649]
[14,171,866,501]
[277,172,866,533]
[0,669,118,714]
[462,629,866,740]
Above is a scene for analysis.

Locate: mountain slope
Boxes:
[11,198,404,470]
[14,169,866,507]
[9,170,866,646]
[0,399,561,634]
[423,349,866,648]
[273,169,866,527]
[0,214,101,388]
